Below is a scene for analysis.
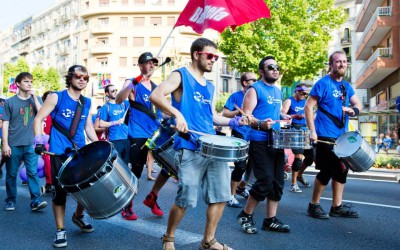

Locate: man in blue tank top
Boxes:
[99,85,130,164]
[116,52,167,220]
[281,83,314,193]
[151,38,247,250]
[305,51,362,219]
[222,72,257,208]
[237,56,292,234]
[33,65,99,248]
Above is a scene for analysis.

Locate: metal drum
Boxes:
[146,127,178,180]
[197,135,249,162]
[273,129,312,149]
[333,131,376,172]
[58,141,138,219]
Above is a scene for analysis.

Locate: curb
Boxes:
[303,169,399,182]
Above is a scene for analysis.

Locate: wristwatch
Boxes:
[257,121,262,130]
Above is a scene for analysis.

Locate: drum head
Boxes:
[333,132,362,157]
[200,135,247,147]
[59,141,112,186]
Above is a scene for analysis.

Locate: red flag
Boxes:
[175,0,270,34]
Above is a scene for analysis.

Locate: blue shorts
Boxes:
[174,149,231,207]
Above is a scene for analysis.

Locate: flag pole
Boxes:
[156,27,176,58]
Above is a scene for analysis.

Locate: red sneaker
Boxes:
[121,207,137,220]
[143,192,163,216]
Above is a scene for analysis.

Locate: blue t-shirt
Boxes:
[49,90,91,154]
[396,96,400,113]
[287,96,306,126]
[172,67,215,151]
[0,105,3,138]
[128,83,161,138]
[245,81,282,141]
[99,101,129,141]
[224,90,247,137]
[310,75,355,138]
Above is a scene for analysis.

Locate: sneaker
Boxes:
[329,204,359,218]
[72,213,94,232]
[261,217,290,233]
[236,187,249,199]
[53,229,67,248]
[290,184,302,193]
[237,210,258,234]
[31,200,47,211]
[5,201,15,211]
[227,196,242,208]
[297,177,310,187]
[143,192,163,216]
[22,181,28,186]
[121,207,138,220]
[0,168,3,179]
[45,184,53,196]
[307,203,329,219]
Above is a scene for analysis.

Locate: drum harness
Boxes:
[317,82,346,129]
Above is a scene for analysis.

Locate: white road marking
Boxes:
[320,197,400,210]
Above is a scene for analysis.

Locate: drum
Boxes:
[57,141,138,219]
[333,131,376,172]
[197,135,249,162]
[146,123,178,179]
[272,129,312,149]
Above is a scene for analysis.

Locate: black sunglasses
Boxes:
[245,78,257,82]
[110,89,118,93]
[266,64,280,71]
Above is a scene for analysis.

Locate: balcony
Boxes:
[355,7,392,60]
[90,45,113,54]
[340,37,351,45]
[91,25,114,35]
[355,0,385,32]
[355,48,398,89]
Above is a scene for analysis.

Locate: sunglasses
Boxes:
[197,51,219,61]
[266,64,280,71]
[245,78,257,82]
[73,73,89,81]
[110,89,118,93]
[302,92,308,96]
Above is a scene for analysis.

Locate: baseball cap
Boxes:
[138,52,159,64]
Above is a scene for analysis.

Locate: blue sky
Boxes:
[0,0,56,30]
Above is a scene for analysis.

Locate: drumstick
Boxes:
[315,140,336,145]
[170,125,211,136]
[233,104,254,122]
[43,151,56,156]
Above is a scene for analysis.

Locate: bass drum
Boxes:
[58,141,138,219]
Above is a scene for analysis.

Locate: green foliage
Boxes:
[218,0,346,86]
[215,92,231,114]
[2,58,30,96]
[46,67,62,91]
[373,155,400,169]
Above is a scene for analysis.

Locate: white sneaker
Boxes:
[227,196,242,208]
[290,184,302,193]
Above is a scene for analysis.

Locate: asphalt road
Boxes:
[0,167,399,250]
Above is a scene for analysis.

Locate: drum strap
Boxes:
[129,77,158,120]
[318,83,347,129]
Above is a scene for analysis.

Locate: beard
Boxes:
[264,75,278,84]
[334,67,346,77]
[70,82,85,91]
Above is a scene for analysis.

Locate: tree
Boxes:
[218,0,346,85]
[32,65,47,90]
[2,57,30,95]
[215,92,230,114]
[46,67,62,91]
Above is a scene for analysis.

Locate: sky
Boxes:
[0,0,57,30]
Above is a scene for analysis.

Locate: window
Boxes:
[120,17,128,27]
[168,0,175,4]
[132,57,139,65]
[150,37,161,46]
[167,17,175,26]
[97,57,108,67]
[343,28,350,42]
[97,37,109,45]
[98,18,109,26]
[120,57,127,67]
[120,37,128,46]
[223,79,229,93]
[99,0,109,6]
[133,17,145,26]
[134,0,145,4]
[150,17,162,26]
[84,39,88,49]
[133,37,144,46]
[151,0,161,5]
[121,0,129,6]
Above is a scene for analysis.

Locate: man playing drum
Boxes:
[33,65,99,248]
[305,51,362,219]
[237,56,292,234]
[281,83,313,193]
[222,72,257,207]
[150,37,247,250]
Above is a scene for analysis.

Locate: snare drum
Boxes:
[146,123,178,179]
[197,135,249,162]
[272,129,312,149]
[333,131,376,172]
[57,141,138,219]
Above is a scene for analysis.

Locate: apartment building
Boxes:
[354,0,400,143]
[0,0,240,107]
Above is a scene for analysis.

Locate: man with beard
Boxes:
[236,56,292,234]
[33,65,98,247]
[98,85,129,164]
[151,38,247,250]
[305,51,362,219]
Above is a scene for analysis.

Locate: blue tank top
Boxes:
[287,96,306,126]
[99,100,129,141]
[49,90,91,154]
[224,90,247,137]
[245,81,282,141]
[172,67,215,150]
[128,83,161,138]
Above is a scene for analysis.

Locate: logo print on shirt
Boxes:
[295,106,304,112]
[19,104,34,126]
[143,94,150,102]
[332,89,342,98]
[193,91,211,104]
[112,109,124,116]
[62,109,86,119]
